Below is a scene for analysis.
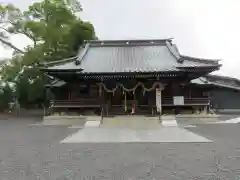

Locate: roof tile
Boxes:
[45,39,220,73]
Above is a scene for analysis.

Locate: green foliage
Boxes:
[0,0,96,110]
[0,84,12,111]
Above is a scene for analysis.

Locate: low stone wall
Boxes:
[175,114,220,118]
[43,115,101,126]
[0,109,44,120]
[213,109,240,114]
[43,116,86,126]
[44,115,87,120]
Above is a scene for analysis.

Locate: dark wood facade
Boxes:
[46,79,212,116]
[40,39,221,116]
[191,75,240,113]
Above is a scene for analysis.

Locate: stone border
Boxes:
[42,115,102,126]
[175,114,220,118]
[44,115,87,120]
[212,109,240,113]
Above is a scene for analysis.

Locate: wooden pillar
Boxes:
[106,92,109,117]
[132,91,136,115]
[45,87,53,115]
[99,83,103,123]
[68,91,71,100]
[124,90,127,114]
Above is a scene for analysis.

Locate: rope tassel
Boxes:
[97,82,164,92]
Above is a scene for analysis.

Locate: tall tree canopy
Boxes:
[0,0,96,110]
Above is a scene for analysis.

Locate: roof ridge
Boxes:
[86,38,173,43]
[86,39,173,47]
[210,81,240,91]
[207,74,240,83]
[176,64,221,70]
[191,77,210,84]
[76,43,90,65]
[181,55,221,64]
[192,76,240,91]
[40,56,77,67]
[198,77,208,83]
[165,40,182,62]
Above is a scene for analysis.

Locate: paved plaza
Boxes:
[0,116,240,179]
[61,127,212,143]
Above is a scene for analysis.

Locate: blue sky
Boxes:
[1,0,240,78]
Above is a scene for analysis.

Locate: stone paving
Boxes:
[0,117,240,179]
[61,127,212,143]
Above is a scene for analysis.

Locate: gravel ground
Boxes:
[0,119,240,179]
[176,114,240,126]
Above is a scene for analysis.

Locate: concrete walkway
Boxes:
[61,126,212,143]
[101,116,161,129]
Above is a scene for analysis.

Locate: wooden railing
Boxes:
[50,97,210,108]
[162,98,211,106]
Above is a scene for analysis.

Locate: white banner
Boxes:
[156,88,162,112]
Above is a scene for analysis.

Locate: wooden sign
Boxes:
[156,88,162,112]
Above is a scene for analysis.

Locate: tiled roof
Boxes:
[45,79,66,87]
[42,56,80,71]
[44,39,221,73]
[191,77,210,84]
[76,45,179,73]
[191,75,240,90]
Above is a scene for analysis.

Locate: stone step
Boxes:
[42,115,100,126]
[85,121,101,127]
[42,119,86,126]
[161,119,178,127]
[101,116,160,129]
[44,115,86,121]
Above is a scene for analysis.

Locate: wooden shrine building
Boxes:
[40,39,221,116]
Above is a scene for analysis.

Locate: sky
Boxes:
[1,0,240,78]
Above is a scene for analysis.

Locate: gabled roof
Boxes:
[41,39,221,74]
[191,75,240,91]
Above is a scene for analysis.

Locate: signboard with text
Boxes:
[156,89,162,112]
[173,96,184,105]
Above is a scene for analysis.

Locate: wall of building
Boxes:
[210,87,240,110]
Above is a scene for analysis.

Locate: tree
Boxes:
[0,84,12,111]
[0,4,25,53]
[0,0,94,53]
[0,0,96,109]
